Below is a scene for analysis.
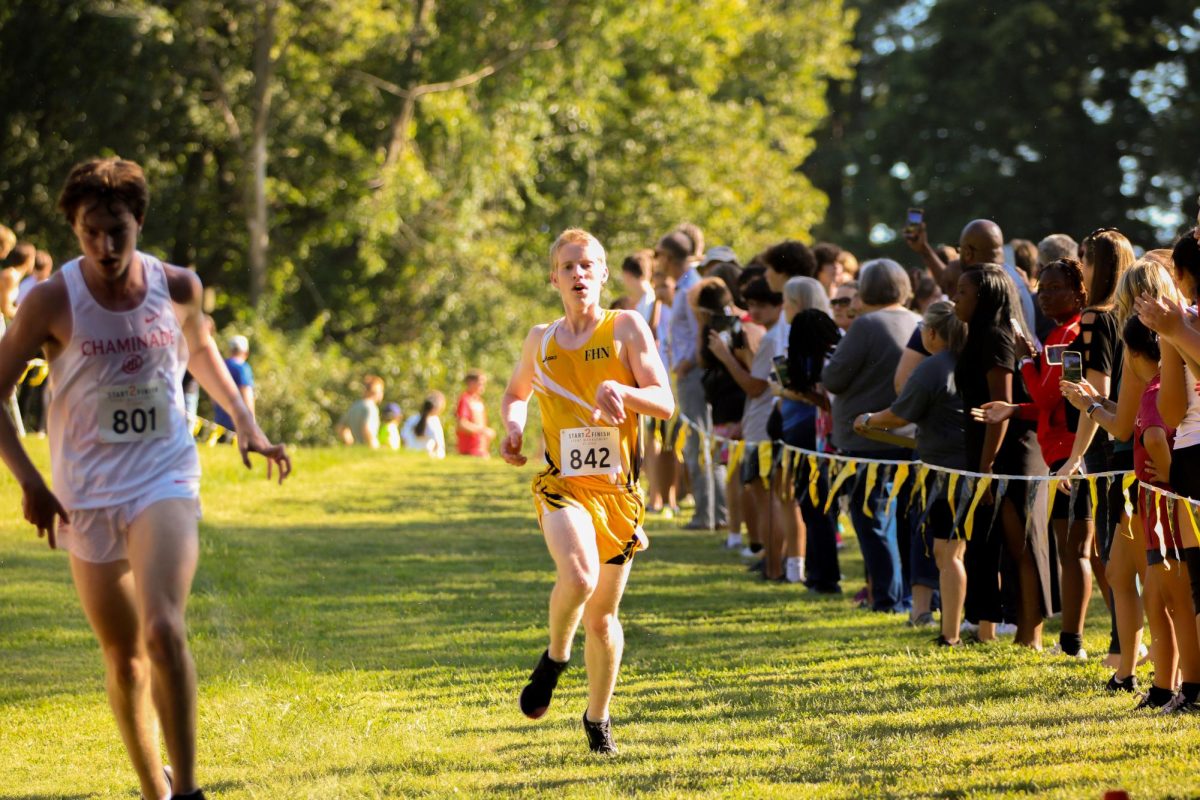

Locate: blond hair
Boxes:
[548,228,606,272]
[1114,258,1181,327]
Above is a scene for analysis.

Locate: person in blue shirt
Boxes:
[212,335,254,437]
[660,228,727,530]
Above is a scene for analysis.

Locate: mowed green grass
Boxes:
[3,442,1200,799]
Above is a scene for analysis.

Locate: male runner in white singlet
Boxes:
[501,228,674,753]
[0,158,291,800]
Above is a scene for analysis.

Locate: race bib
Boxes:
[98,380,170,443]
[560,427,620,478]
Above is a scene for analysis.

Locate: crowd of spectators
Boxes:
[0,225,55,436]
[611,215,1200,713]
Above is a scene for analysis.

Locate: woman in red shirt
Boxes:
[974,258,1089,649]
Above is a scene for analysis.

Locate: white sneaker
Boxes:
[960,620,979,634]
[1049,643,1088,660]
[785,557,805,583]
[996,623,1018,636]
[724,533,743,550]
[739,546,757,559]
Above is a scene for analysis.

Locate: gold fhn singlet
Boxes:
[532,310,641,491]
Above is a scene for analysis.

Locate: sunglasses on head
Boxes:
[1086,226,1120,241]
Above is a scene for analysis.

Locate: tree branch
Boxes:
[363,34,562,187]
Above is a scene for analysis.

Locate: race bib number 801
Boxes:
[98,380,170,443]
[560,426,620,478]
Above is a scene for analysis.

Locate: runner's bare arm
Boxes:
[0,281,69,545]
[499,325,546,466]
[167,266,292,482]
[0,270,19,320]
[600,311,674,423]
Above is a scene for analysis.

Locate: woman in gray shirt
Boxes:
[822,259,920,612]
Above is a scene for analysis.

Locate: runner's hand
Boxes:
[593,380,626,425]
[500,428,526,466]
[237,422,292,483]
[23,480,67,550]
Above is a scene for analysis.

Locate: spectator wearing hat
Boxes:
[382,403,403,450]
[212,334,255,439]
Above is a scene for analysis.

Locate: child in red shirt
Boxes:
[456,370,495,456]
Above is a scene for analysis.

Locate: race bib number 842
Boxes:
[98,380,170,443]
[560,426,620,478]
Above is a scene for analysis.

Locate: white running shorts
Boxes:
[58,480,202,563]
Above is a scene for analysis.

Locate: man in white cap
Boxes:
[212,334,254,438]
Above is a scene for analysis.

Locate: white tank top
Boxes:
[48,254,200,510]
[1174,364,1200,450]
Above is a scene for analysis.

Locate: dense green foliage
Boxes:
[806,0,1200,255]
[0,1,855,442]
[4,444,1200,797]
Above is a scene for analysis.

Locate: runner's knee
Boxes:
[143,613,188,668]
[102,646,149,691]
[559,569,598,602]
[583,610,619,640]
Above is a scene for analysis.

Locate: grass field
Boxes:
[3,443,1200,799]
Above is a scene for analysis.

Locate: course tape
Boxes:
[188,413,236,447]
[674,413,1193,540]
[19,360,234,446]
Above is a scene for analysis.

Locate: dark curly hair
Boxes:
[761,240,816,279]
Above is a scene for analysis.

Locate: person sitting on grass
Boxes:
[402,391,447,459]
[336,374,384,448]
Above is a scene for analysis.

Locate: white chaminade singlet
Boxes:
[48,253,200,510]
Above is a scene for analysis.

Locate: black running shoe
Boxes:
[173,792,207,800]
[519,649,568,719]
[1105,674,1137,693]
[1160,691,1200,714]
[582,710,618,755]
[1134,687,1175,710]
[934,635,960,647]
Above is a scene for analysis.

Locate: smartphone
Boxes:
[1062,350,1083,383]
[772,354,790,387]
[904,207,924,237]
[1045,344,1067,365]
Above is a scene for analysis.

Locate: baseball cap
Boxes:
[701,246,739,268]
[228,335,250,354]
[383,402,402,420]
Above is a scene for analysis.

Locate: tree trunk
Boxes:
[247,1,279,307]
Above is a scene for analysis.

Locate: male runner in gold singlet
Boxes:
[500,228,674,754]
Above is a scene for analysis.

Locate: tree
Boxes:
[0,0,856,441]
[806,0,1200,258]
